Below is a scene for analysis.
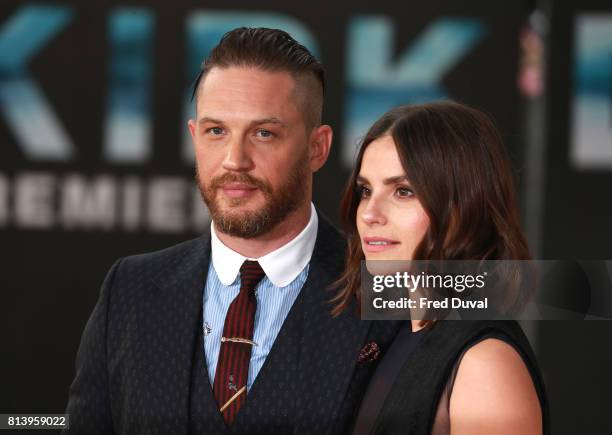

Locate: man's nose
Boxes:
[222,139,254,172]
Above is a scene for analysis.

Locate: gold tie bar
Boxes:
[221,337,258,346]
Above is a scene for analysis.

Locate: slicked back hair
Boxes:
[191,27,325,131]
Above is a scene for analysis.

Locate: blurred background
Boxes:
[1,0,611,433]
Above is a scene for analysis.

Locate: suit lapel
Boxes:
[129,215,369,433]
[228,259,370,434]
[132,233,224,434]
[294,250,372,433]
[230,216,371,433]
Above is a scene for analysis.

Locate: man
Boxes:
[65,28,401,434]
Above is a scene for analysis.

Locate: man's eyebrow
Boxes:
[198,117,223,126]
[249,117,286,128]
[197,116,286,127]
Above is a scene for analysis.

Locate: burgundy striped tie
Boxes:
[213,260,265,424]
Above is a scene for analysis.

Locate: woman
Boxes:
[333,101,548,434]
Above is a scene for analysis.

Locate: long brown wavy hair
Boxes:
[331,101,531,316]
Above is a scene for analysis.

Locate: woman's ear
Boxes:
[308,124,333,172]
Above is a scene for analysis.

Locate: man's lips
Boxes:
[362,237,401,253]
[219,183,258,198]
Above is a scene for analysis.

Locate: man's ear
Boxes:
[188,119,197,142]
[308,124,333,172]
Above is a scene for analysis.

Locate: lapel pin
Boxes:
[357,341,380,364]
[203,321,212,336]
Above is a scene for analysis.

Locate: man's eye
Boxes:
[396,186,414,198]
[255,129,274,138]
[206,127,224,135]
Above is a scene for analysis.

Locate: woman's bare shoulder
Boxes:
[448,338,542,435]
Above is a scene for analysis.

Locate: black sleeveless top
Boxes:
[352,320,549,435]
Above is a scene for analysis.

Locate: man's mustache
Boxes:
[209,172,272,194]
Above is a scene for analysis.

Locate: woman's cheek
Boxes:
[397,207,430,259]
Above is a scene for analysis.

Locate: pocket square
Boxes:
[357,341,380,364]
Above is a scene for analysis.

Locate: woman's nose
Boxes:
[360,198,387,226]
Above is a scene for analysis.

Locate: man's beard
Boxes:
[197,156,309,239]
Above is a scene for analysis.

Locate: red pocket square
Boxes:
[357,341,380,364]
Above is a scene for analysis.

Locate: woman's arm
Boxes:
[449,338,542,435]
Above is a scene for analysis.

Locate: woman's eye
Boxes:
[396,186,414,198]
[357,185,371,198]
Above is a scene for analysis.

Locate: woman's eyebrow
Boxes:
[382,175,409,185]
[356,175,409,186]
[356,175,408,185]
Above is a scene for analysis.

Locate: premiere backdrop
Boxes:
[0,1,611,434]
[538,1,612,434]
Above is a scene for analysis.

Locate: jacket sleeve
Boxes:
[64,259,122,434]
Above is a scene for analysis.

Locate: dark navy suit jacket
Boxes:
[64,216,402,434]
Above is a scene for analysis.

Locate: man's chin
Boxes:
[210,201,268,223]
[214,210,258,223]
[216,191,264,207]
[214,198,265,215]
[211,208,272,239]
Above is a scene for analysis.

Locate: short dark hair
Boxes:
[192,27,325,130]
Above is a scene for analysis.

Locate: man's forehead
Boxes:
[195,100,297,124]
[195,66,302,121]
[199,66,297,96]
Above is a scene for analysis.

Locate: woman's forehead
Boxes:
[360,136,406,179]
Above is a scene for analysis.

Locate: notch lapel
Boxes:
[228,215,371,434]
[228,220,370,434]
[294,251,372,434]
[131,234,224,434]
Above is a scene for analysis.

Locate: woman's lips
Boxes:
[362,237,401,253]
[220,183,258,198]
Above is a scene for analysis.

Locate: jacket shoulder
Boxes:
[314,212,347,262]
[113,233,210,284]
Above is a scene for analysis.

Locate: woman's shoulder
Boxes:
[448,337,542,434]
[366,320,547,435]
[424,320,537,364]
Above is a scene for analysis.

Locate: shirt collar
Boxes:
[210,203,318,287]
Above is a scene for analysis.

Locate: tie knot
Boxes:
[239,260,265,292]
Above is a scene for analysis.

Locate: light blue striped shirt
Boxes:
[202,204,318,390]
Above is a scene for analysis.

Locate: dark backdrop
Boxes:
[0,1,610,434]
